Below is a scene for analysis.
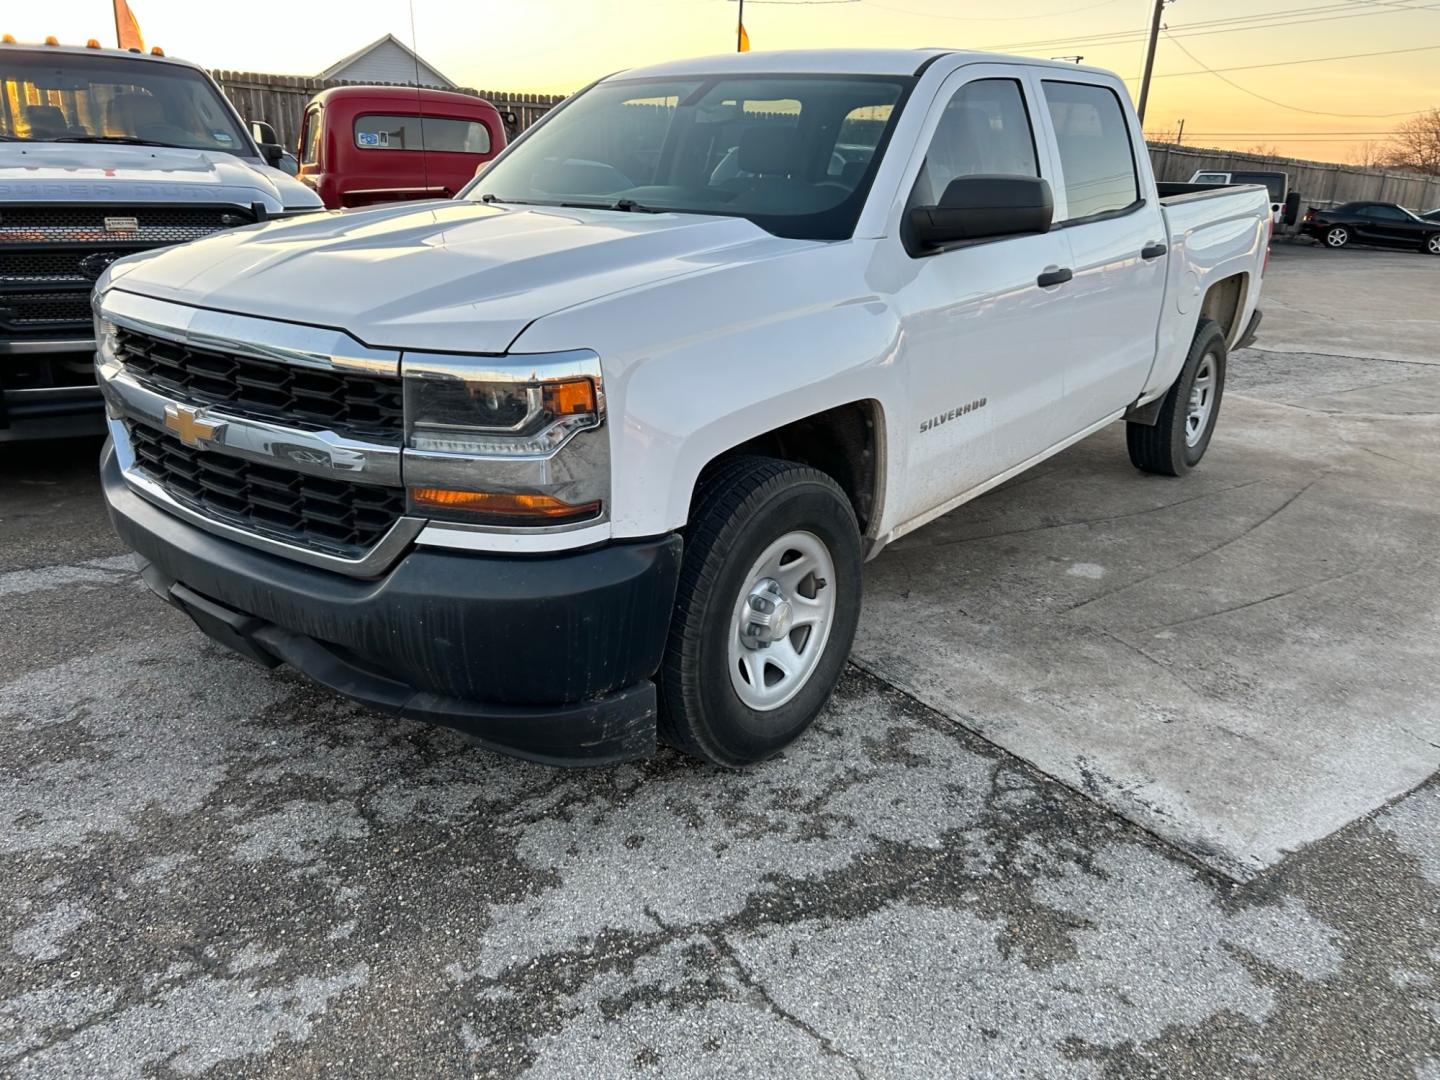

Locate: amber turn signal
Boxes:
[543,378,598,418]
[409,487,601,525]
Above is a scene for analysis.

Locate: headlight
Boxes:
[401,350,609,529]
[92,296,120,367]
[402,352,603,456]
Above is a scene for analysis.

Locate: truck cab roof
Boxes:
[0,38,205,70]
[618,48,1116,80]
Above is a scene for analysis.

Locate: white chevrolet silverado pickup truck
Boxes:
[94,49,1268,766]
[1,39,320,441]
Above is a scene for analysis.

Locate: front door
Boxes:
[887,68,1077,526]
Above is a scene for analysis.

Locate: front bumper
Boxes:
[102,442,683,765]
[0,339,104,443]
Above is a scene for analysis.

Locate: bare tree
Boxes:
[1386,108,1440,176]
[1348,141,1389,169]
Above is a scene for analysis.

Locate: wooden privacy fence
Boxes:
[212,70,566,149]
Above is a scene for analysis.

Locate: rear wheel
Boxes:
[1425,233,1440,256]
[1324,225,1350,248]
[1126,319,1227,477]
[658,456,862,766]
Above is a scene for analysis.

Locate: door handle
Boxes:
[1141,241,1168,260]
[1036,266,1073,288]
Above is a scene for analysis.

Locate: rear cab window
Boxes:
[1040,80,1141,223]
[354,114,492,153]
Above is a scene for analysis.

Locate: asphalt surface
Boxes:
[1,246,1438,1078]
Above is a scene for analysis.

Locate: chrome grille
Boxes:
[0,205,254,245]
[0,204,254,342]
[116,327,404,443]
[127,419,406,559]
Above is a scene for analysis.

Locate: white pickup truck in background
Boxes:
[0,39,320,442]
[94,48,1269,767]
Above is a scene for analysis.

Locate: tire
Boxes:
[1126,318,1227,477]
[1324,225,1350,248]
[658,455,862,766]
[1424,233,1440,256]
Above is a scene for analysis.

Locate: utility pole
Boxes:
[1176,117,1185,145]
[737,0,746,52]
[1135,0,1167,125]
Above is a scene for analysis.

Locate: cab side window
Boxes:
[1041,80,1140,222]
[301,107,322,166]
[1361,204,1406,221]
[912,79,1038,208]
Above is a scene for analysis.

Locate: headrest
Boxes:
[737,126,798,176]
[24,105,68,136]
[107,92,166,133]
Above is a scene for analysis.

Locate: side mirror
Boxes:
[249,120,284,167]
[908,175,1054,251]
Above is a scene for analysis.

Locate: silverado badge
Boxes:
[163,403,225,448]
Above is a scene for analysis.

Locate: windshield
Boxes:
[1,51,251,153]
[467,75,910,241]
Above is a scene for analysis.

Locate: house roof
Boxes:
[318,33,456,88]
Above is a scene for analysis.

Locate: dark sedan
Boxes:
[1301,201,1440,255]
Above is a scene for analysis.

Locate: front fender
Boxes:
[510,241,906,539]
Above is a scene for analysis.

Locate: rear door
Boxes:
[1036,77,1168,432]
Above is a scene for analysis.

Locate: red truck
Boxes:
[297,86,507,209]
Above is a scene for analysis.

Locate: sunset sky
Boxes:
[11,0,1439,163]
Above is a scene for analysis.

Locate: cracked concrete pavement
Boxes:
[1,244,1437,1077]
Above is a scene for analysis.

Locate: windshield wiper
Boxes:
[478,194,663,214]
[49,135,188,149]
[559,198,663,214]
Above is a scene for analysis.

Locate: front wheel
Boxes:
[1424,233,1440,256]
[658,456,862,766]
[1324,226,1350,248]
[1126,318,1227,477]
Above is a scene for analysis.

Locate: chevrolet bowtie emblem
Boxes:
[163,403,225,448]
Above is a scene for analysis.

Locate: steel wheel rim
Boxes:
[727,530,837,712]
[1428,235,1440,255]
[1326,228,1347,247]
[1185,353,1218,447]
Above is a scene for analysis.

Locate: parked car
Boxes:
[1190,169,1292,225]
[1301,201,1440,255]
[0,37,321,442]
[296,86,507,209]
[1422,208,1440,223]
[94,49,1269,766]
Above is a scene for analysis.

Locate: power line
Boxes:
[1150,40,1440,79]
[861,0,1125,20]
[1160,31,1434,118]
[977,1,1440,54]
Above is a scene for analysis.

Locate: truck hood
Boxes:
[103,199,810,354]
[0,142,321,212]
